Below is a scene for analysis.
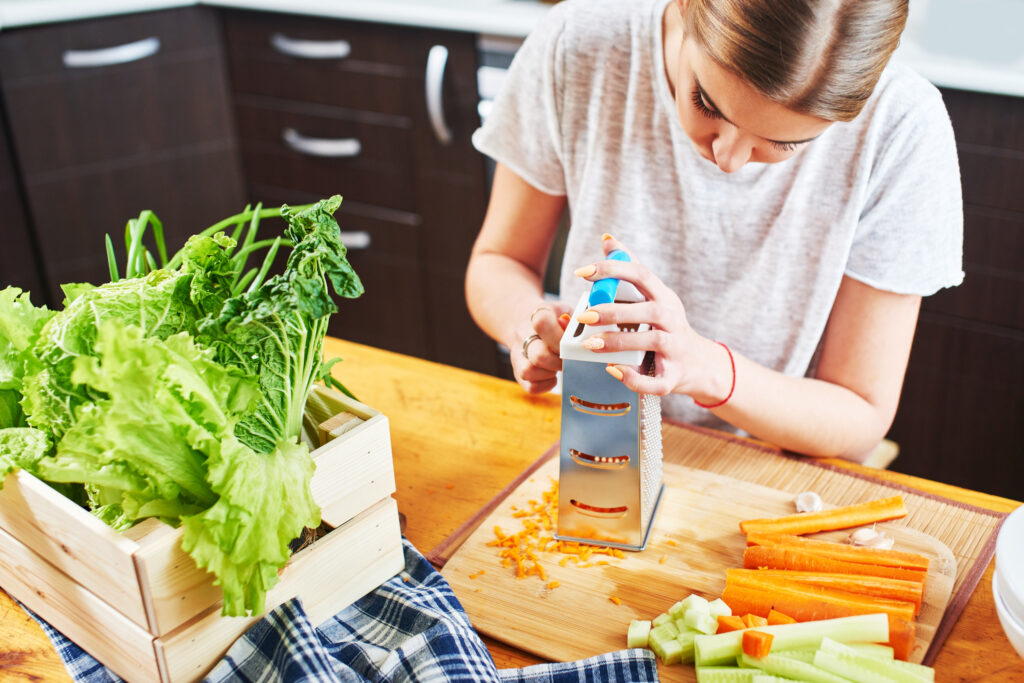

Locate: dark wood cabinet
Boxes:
[0,6,245,306]
[222,10,496,374]
[886,88,1024,499]
[0,104,43,299]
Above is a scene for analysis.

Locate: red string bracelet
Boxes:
[694,341,735,409]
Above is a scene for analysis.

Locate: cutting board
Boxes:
[441,457,956,681]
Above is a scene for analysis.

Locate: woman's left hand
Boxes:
[573,236,732,405]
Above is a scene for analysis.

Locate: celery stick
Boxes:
[651,634,685,665]
[814,650,900,683]
[653,612,673,627]
[775,642,894,663]
[817,638,932,683]
[695,667,757,683]
[708,598,732,618]
[650,621,681,644]
[694,613,889,666]
[751,676,798,683]
[627,619,652,648]
[685,609,720,634]
[677,630,697,664]
[890,660,934,682]
[738,652,850,683]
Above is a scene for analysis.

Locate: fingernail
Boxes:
[577,310,599,324]
[582,337,604,350]
[573,264,596,278]
[601,233,614,242]
[558,313,571,323]
[606,364,624,380]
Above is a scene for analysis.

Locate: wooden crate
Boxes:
[0,385,404,682]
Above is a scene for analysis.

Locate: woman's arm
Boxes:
[715,275,920,460]
[465,163,571,393]
[583,238,921,460]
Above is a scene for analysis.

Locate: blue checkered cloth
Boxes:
[24,538,658,683]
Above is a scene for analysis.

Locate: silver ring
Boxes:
[521,333,542,360]
[529,305,550,325]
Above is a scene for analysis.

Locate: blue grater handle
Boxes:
[587,249,631,307]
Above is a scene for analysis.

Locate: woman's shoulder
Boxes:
[859,61,951,132]
[535,0,662,52]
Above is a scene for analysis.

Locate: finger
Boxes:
[520,377,559,395]
[514,340,561,377]
[600,233,631,258]
[581,329,673,355]
[576,301,681,333]
[576,259,675,303]
[606,364,675,396]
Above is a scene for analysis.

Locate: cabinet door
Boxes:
[0,104,44,299]
[0,7,245,301]
[886,87,1024,498]
[409,29,499,375]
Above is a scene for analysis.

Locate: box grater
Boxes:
[555,251,664,551]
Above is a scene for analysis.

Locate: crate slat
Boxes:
[0,470,149,628]
[0,523,160,682]
[158,496,404,682]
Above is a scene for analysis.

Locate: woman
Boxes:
[465,0,962,461]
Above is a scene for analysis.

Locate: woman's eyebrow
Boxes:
[694,77,822,146]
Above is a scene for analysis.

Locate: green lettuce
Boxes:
[0,427,51,485]
[0,288,54,429]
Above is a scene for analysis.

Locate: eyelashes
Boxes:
[689,86,802,154]
[690,87,721,121]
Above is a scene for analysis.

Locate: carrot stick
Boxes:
[725,569,916,621]
[745,531,930,572]
[739,496,908,536]
[731,568,923,615]
[717,615,745,633]
[743,630,774,658]
[744,545,927,586]
[720,585,917,660]
[767,609,797,625]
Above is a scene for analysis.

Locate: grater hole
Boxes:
[569,499,629,518]
[569,448,629,469]
[569,395,631,416]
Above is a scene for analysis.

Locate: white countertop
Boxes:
[0,0,1021,98]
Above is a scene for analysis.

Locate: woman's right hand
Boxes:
[509,301,572,394]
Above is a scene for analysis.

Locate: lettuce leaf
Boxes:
[21,234,237,439]
[0,288,54,429]
[0,427,51,485]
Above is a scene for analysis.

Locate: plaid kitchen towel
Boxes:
[24,538,658,683]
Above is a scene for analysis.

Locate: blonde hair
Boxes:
[685,0,908,122]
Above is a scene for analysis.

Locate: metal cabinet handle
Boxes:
[270,33,351,60]
[282,128,361,158]
[425,45,453,146]
[339,231,371,250]
[62,37,160,68]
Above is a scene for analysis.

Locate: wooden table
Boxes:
[2,339,1021,681]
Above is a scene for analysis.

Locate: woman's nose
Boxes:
[711,127,752,173]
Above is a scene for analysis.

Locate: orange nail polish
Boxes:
[573,265,597,278]
[601,233,614,241]
[577,310,599,324]
[582,337,604,350]
[558,313,571,322]
[606,364,624,380]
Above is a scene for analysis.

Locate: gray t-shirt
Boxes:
[472,0,963,430]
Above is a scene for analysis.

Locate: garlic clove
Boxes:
[848,526,895,549]
[794,491,823,513]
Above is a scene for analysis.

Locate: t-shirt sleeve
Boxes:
[471,4,568,196]
[845,82,964,296]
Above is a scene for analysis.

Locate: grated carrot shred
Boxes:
[609,596,623,605]
[659,555,667,565]
[546,581,560,589]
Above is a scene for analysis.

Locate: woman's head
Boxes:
[685,0,909,122]
[668,0,908,172]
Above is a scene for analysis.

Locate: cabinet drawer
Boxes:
[0,7,218,83]
[238,101,416,213]
[224,11,419,116]
[251,185,429,358]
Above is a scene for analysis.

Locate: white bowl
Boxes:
[993,570,1024,659]
[996,507,1024,622]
